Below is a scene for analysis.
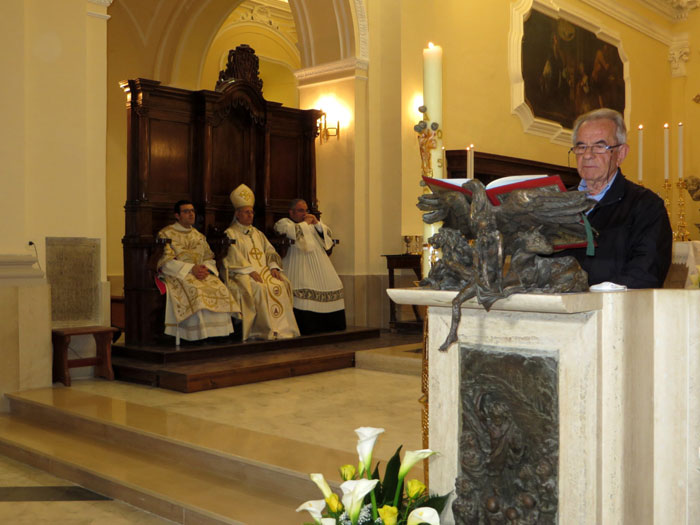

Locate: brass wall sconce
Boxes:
[317,112,340,144]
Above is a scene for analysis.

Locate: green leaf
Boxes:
[379,446,403,507]
[421,492,452,514]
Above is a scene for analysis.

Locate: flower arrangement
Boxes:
[296,427,450,525]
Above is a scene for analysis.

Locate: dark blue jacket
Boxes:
[558,171,672,288]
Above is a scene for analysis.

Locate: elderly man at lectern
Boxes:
[274,199,346,335]
[157,200,239,342]
[555,107,672,287]
[223,184,300,341]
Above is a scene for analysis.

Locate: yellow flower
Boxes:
[406,479,426,499]
[326,493,343,513]
[378,505,398,525]
[339,464,356,481]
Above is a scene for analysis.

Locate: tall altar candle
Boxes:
[637,125,643,183]
[466,147,471,179]
[469,144,475,179]
[678,122,684,179]
[664,123,669,180]
[423,42,443,179]
[422,42,443,278]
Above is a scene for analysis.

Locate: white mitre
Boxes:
[230,184,255,209]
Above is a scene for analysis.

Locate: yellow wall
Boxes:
[0,0,109,278]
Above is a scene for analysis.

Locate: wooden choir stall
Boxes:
[120,45,321,347]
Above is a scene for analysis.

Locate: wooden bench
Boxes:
[51,326,118,386]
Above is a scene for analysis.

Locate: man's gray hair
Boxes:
[572,108,626,145]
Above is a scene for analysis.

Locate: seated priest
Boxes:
[274,199,346,335]
[223,184,300,341]
[157,200,239,341]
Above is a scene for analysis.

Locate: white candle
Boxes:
[441,146,446,174]
[637,125,643,183]
[678,122,684,180]
[466,147,471,179]
[469,144,475,180]
[664,123,669,180]
[421,42,444,278]
[423,42,443,179]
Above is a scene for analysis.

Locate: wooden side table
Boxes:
[51,326,118,386]
[382,254,422,332]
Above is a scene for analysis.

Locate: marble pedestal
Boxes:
[388,288,699,524]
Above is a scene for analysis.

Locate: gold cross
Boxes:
[249,245,263,264]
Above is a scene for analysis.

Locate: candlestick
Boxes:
[676,178,690,241]
[637,125,643,184]
[678,122,683,180]
[664,123,669,180]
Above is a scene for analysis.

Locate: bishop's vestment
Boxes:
[223,221,299,340]
[157,223,239,341]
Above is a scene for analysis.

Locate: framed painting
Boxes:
[508,0,630,145]
[522,9,625,129]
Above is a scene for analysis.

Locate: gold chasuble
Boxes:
[157,223,239,341]
[223,221,299,341]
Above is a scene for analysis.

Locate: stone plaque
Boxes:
[454,345,558,524]
[46,237,100,325]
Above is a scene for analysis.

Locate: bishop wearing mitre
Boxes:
[223,184,300,340]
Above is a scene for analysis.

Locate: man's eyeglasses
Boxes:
[569,143,623,156]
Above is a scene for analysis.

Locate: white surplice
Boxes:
[273,218,345,313]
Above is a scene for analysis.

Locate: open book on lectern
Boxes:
[422,174,594,251]
[423,174,567,205]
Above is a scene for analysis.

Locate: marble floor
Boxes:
[0,341,423,524]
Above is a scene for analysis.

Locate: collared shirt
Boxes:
[578,170,618,206]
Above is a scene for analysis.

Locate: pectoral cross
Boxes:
[248,234,264,264]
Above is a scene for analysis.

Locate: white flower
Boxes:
[355,426,384,475]
[340,479,379,525]
[321,519,337,525]
[296,499,326,523]
[407,506,440,525]
[398,449,436,479]
[310,472,333,499]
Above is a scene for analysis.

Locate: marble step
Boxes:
[0,388,360,524]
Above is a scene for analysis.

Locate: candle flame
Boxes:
[428,42,435,48]
[470,143,475,148]
[664,123,669,128]
[638,124,643,130]
[679,122,683,126]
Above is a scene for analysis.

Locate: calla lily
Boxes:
[321,519,337,525]
[406,478,426,499]
[295,499,326,524]
[377,505,399,525]
[340,478,379,525]
[355,427,384,476]
[310,473,333,499]
[394,449,436,507]
[398,449,436,478]
[407,506,440,525]
[339,464,356,481]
